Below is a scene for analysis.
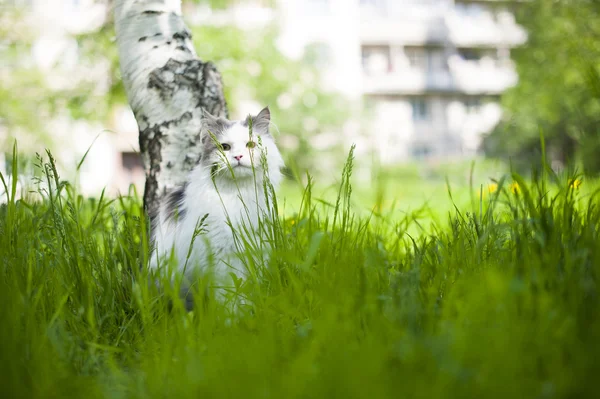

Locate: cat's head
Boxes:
[198,107,284,184]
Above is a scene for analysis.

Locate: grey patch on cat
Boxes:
[200,109,236,162]
[181,287,195,311]
[201,108,234,136]
[147,206,159,252]
[165,183,188,222]
[201,134,225,164]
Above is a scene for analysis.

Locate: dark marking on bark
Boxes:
[166,41,171,45]
[139,36,148,42]
[143,10,164,15]
[139,123,163,217]
[153,32,162,37]
[172,30,192,54]
[198,61,229,119]
[153,45,158,49]
[139,111,195,214]
[165,183,188,222]
[166,161,173,168]
[173,31,192,41]
[146,60,227,115]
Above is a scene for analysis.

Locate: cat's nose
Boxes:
[234,155,243,161]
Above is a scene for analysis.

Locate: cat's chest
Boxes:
[194,189,263,230]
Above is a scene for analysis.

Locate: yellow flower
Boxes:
[478,183,498,199]
[568,179,582,189]
[510,182,521,194]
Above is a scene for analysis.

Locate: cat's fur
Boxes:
[149,107,284,305]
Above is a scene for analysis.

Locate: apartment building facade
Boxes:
[278,0,526,163]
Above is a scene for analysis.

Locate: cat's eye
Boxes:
[246,141,256,149]
[220,143,231,151]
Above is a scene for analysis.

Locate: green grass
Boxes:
[1,146,599,398]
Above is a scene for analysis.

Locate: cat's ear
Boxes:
[256,106,271,122]
[201,108,218,125]
[201,109,222,144]
[247,106,271,135]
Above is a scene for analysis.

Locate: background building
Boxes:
[277,0,526,163]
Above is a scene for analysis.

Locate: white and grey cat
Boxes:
[149,107,284,307]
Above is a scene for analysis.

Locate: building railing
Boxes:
[362,59,517,94]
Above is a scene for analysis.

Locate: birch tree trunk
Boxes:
[114,0,227,215]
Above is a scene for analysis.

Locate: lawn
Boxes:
[1,148,599,398]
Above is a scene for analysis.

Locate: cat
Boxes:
[149,106,284,309]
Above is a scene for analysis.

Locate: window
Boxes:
[405,46,446,72]
[405,46,427,70]
[427,48,446,72]
[121,152,144,187]
[362,45,392,75]
[458,48,481,61]
[459,48,498,64]
[411,145,432,159]
[410,98,429,121]
[465,97,481,114]
[122,152,143,172]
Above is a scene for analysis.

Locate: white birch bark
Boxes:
[114,0,227,215]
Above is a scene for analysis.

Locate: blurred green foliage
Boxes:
[0,6,122,152]
[483,0,600,174]
[0,8,55,147]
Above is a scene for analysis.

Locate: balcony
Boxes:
[448,55,517,94]
[359,18,448,45]
[446,9,527,47]
[359,0,450,44]
[363,69,453,94]
[359,0,526,47]
[362,59,517,95]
